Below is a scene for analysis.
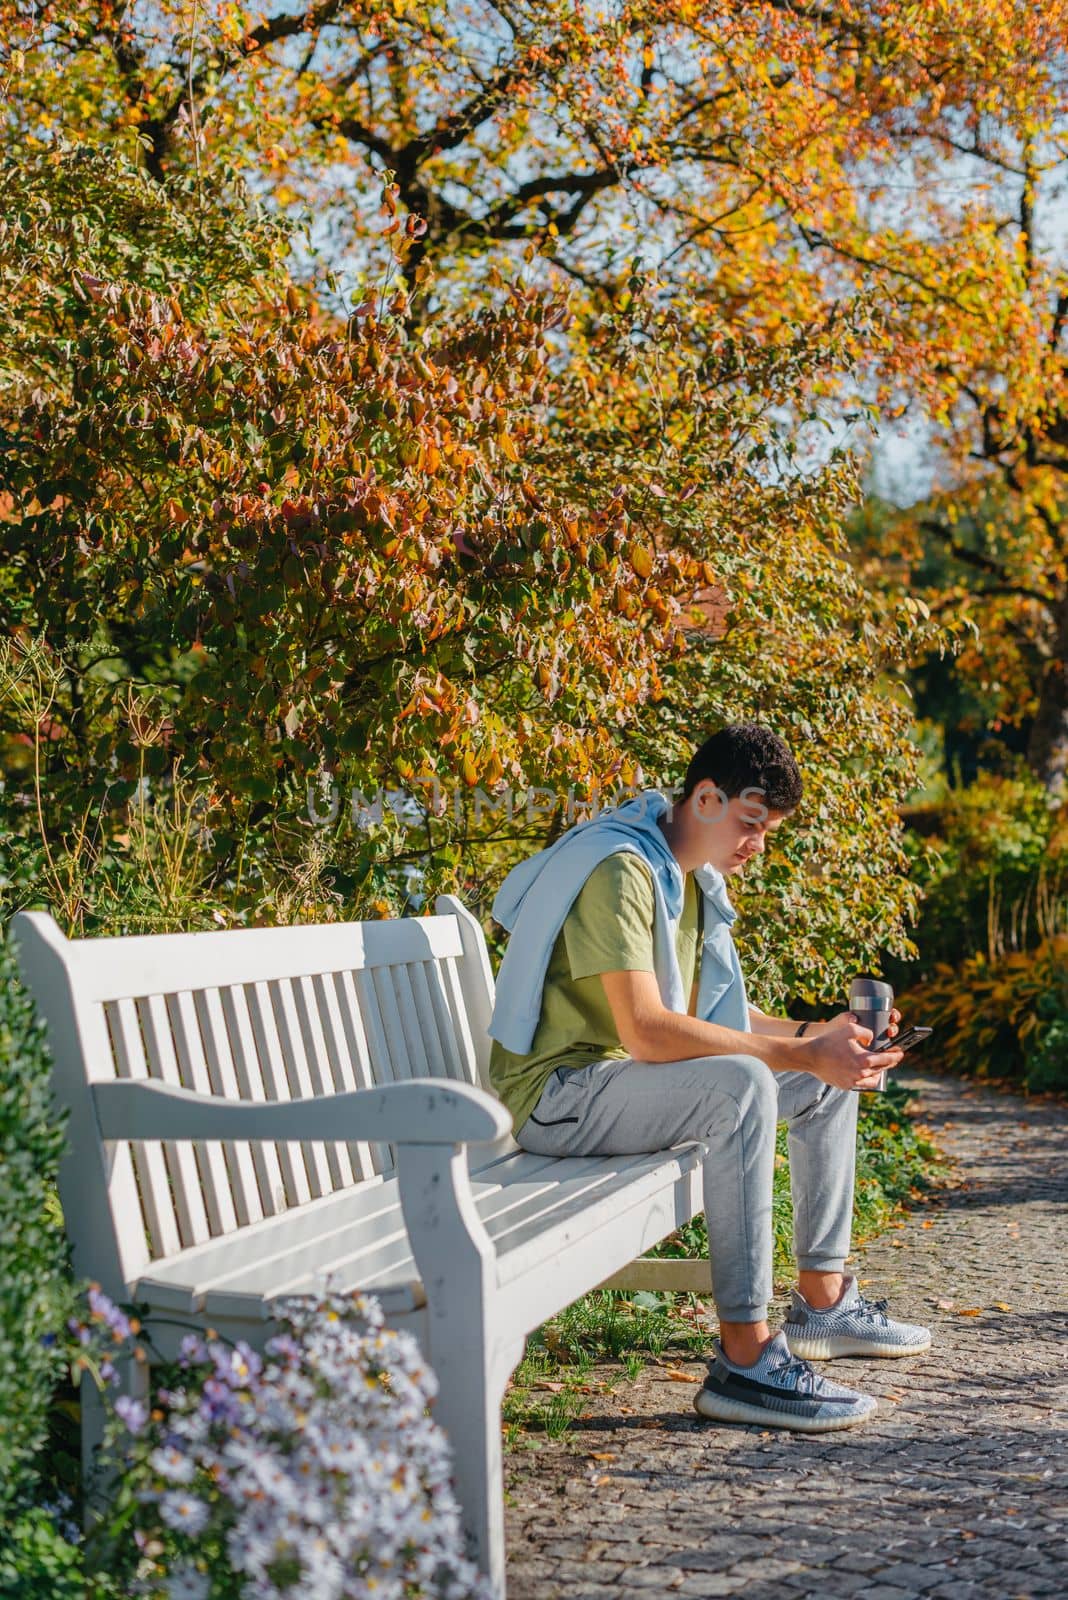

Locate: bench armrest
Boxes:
[92,1078,512,1146]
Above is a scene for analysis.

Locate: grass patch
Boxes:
[503,1078,945,1437]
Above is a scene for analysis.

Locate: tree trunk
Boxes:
[1026,589,1068,796]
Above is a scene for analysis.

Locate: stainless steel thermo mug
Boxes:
[848,976,894,1092]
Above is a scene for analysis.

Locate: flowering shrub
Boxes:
[73,1285,490,1600]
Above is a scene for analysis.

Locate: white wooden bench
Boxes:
[12,896,710,1598]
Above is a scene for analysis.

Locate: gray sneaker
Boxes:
[693,1330,877,1432]
[783,1275,932,1360]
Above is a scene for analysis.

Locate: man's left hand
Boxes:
[824,1007,901,1042]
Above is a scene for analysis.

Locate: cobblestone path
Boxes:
[503,1071,1067,1600]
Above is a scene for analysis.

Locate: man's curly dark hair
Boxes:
[679,722,803,812]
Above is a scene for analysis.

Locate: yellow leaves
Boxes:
[627,542,655,579]
[497,429,520,463]
[483,749,504,786]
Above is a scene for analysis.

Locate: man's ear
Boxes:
[693,780,729,821]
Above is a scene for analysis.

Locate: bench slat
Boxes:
[245,980,313,1209]
[291,975,356,1191]
[413,958,469,1084]
[268,977,335,1198]
[66,915,466,1003]
[399,961,447,1080]
[337,969,394,1176]
[167,991,239,1236]
[219,985,289,1217]
[105,999,182,1259]
[139,995,213,1248]
[367,963,418,1082]
[391,963,432,1077]
[312,974,377,1181]
[193,988,265,1227]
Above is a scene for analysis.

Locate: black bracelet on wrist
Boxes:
[795,1020,812,1037]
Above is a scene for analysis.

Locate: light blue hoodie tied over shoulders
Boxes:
[488,787,751,1055]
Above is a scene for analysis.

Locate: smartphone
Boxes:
[871,1026,933,1055]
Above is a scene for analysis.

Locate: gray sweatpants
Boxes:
[514,1053,858,1323]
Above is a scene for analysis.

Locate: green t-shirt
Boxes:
[488,853,702,1134]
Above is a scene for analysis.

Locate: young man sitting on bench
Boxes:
[486,722,931,1432]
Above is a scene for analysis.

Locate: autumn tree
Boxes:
[9,0,1065,789]
[0,108,934,1001]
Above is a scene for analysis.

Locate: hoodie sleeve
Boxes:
[563,854,656,980]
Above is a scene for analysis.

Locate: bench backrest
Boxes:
[11,894,497,1298]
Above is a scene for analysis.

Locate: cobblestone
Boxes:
[503,1071,1068,1599]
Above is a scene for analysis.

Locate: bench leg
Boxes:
[80,1370,107,1533]
[81,1354,149,1534]
[431,1330,524,1600]
[396,1144,525,1600]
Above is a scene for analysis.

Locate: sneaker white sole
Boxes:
[783,1333,932,1360]
[693,1389,877,1432]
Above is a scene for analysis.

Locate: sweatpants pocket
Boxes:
[515,1066,590,1151]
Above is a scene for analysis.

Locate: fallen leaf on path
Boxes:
[663,1368,697,1382]
[588,1452,616,1461]
[955,1308,983,1316]
[993,1302,1012,1312]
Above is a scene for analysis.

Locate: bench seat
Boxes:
[132,1142,706,1328]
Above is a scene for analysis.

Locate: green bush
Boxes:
[0,924,73,1519]
[915,934,1068,1092]
[0,1506,86,1600]
[898,770,1068,978]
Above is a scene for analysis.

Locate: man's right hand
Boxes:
[799,1019,905,1091]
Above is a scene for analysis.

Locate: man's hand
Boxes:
[822,1006,902,1039]
[799,1012,904,1091]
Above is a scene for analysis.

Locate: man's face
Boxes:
[689,782,790,874]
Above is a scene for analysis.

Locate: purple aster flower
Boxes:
[114,1394,149,1434]
[200,1377,241,1422]
[179,1333,208,1365]
[87,1286,132,1340]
